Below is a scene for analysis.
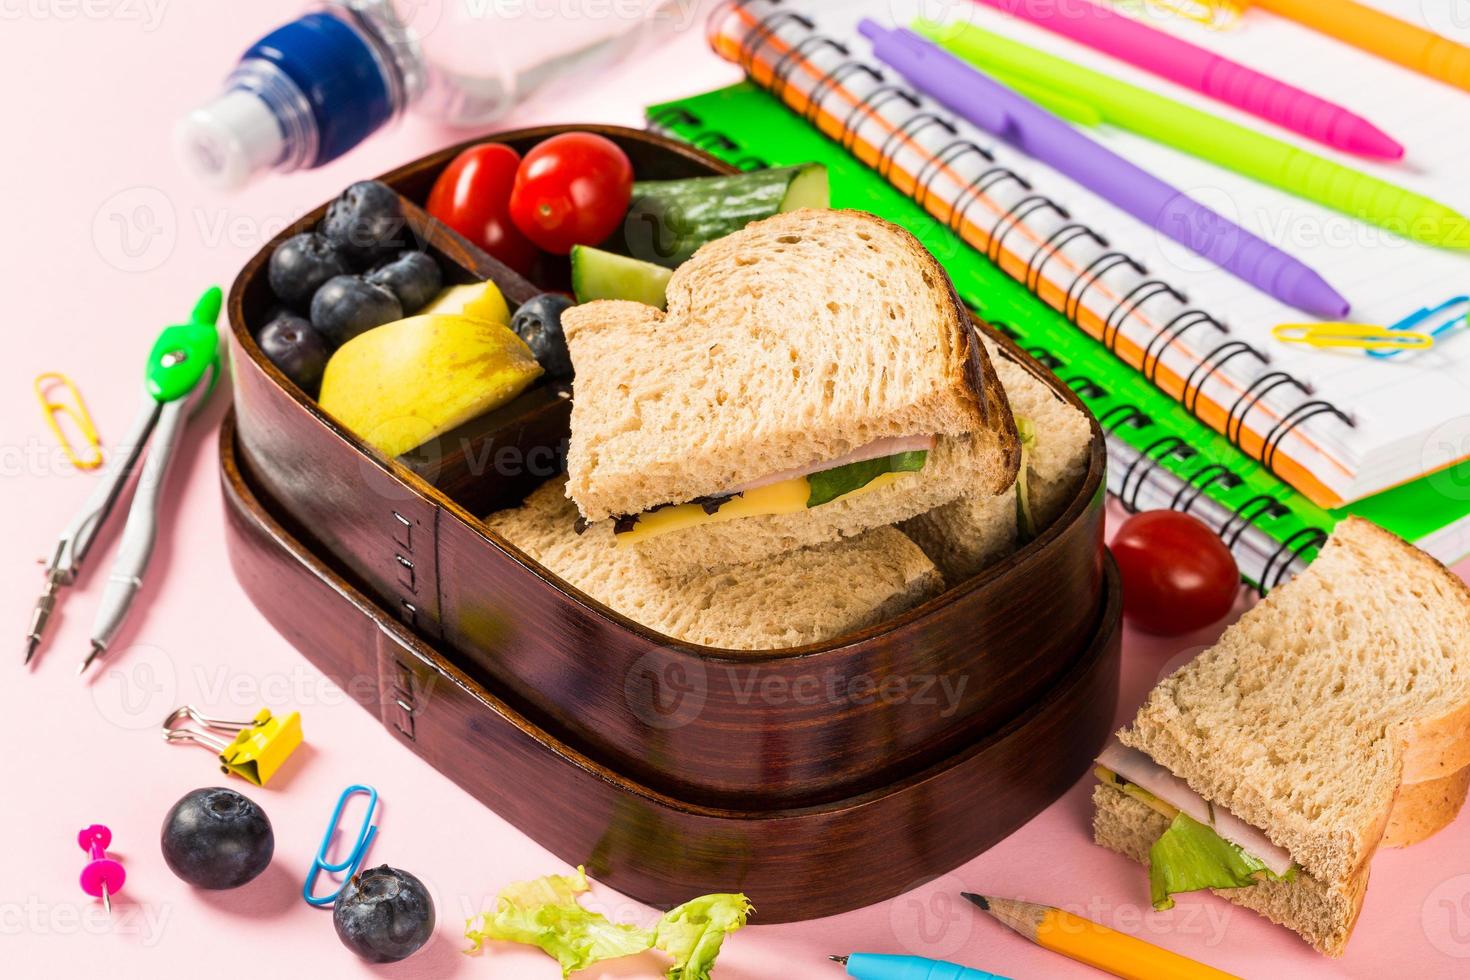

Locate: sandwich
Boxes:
[560,208,1021,573]
[484,478,945,650]
[901,336,1093,581]
[1092,517,1470,955]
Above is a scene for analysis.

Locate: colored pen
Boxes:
[915,19,1470,250]
[859,22,1350,318]
[1254,0,1470,94]
[829,952,1012,980]
[970,0,1404,160]
[963,893,1240,980]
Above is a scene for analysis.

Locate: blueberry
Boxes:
[311,275,403,346]
[366,251,442,314]
[333,865,435,963]
[256,312,331,394]
[511,293,576,378]
[160,787,274,890]
[268,232,350,310]
[322,180,408,267]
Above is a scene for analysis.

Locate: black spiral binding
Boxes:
[1168,463,1242,515]
[1119,436,1198,513]
[1026,346,1062,371]
[1143,310,1213,385]
[878,112,957,182]
[1219,494,1289,550]
[771,33,846,104]
[1183,340,1268,415]
[990,196,1068,266]
[1259,527,1328,595]
[1100,404,1151,432]
[1262,401,1354,474]
[912,138,990,216]
[1066,252,1146,330]
[1027,224,1105,294]
[1105,280,1186,354]
[737,5,813,76]
[648,108,769,172]
[1226,371,1309,448]
[1066,376,1108,400]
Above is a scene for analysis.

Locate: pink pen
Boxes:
[971,0,1404,160]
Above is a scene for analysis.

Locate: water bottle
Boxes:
[178,0,701,188]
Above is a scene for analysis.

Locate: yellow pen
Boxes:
[963,893,1241,980]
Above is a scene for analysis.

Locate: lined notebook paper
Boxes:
[707,0,1470,510]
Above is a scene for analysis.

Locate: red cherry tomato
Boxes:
[425,143,540,276]
[509,132,634,254]
[1111,510,1240,636]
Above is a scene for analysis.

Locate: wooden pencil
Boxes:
[962,893,1240,980]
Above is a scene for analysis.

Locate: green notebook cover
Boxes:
[647,82,1470,570]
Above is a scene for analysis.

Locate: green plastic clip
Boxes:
[146,286,222,404]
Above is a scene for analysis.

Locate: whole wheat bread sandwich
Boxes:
[560,208,1020,572]
[484,478,945,651]
[901,336,1093,581]
[1093,517,1470,956]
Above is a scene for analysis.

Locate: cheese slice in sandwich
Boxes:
[561,208,1021,573]
[901,336,1094,581]
[1093,517,1470,956]
[484,478,945,651]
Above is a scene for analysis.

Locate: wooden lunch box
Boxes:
[221,125,1122,920]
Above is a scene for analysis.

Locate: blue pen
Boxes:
[830,953,1012,980]
[857,21,1350,320]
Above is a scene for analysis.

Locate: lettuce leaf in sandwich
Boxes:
[1149,812,1297,910]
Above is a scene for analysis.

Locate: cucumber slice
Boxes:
[613,163,829,268]
[570,246,673,308]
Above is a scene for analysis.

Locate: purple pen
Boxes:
[859,22,1350,319]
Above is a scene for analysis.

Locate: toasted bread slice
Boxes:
[1093,783,1367,957]
[484,479,944,651]
[562,208,1020,527]
[901,336,1093,581]
[1118,517,1470,886]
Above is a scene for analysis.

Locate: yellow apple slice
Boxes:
[419,280,511,325]
[318,314,543,458]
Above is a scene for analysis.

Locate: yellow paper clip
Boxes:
[162,706,304,787]
[1115,0,1243,30]
[34,372,103,470]
[1272,322,1436,352]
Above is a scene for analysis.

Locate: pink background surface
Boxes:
[3,4,1470,979]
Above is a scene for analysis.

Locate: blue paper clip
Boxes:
[1367,296,1469,359]
[303,784,379,907]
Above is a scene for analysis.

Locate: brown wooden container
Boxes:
[226,126,1114,811]
[221,413,1122,921]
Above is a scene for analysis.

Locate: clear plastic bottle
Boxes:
[177,0,701,188]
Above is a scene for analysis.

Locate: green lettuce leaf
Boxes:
[1148,813,1296,911]
[1014,416,1036,541]
[464,866,655,975]
[806,450,928,508]
[654,894,753,980]
[465,867,752,979]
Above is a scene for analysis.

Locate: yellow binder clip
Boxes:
[34,372,103,470]
[1271,322,1435,352]
[163,706,304,787]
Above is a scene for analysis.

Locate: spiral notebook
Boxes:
[647,81,1470,584]
[700,0,1470,514]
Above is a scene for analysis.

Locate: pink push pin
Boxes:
[78,824,125,915]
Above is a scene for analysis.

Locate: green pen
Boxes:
[914,19,1470,251]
